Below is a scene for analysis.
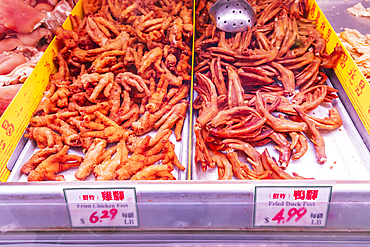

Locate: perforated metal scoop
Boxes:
[209,0,256,33]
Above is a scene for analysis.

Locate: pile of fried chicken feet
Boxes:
[21,0,192,181]
[193,0,344,180]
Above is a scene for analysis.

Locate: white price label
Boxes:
[253,186,332,227]
[64,188,139,228]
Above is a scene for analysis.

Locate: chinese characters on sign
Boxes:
[64,188,139,228]
[253,186,332,227]
[308,1,370,136]
[80,190,125,201]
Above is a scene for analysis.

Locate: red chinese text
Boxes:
[310,4,316,16]
[51,48,57,58]
[0,139,5,150]
[294,190,319,200]
[320,21,326,32]
[113,191,125,201]
[101,191,125,201]
[272,193,287,199]
[306,190,319,200]
[1,120,14,137]
[355,79,366,97]
[44,61,51,73]
[348,68,357,85]
[325,29,331,43]
[82,194,96,201]
[339,51,348,69]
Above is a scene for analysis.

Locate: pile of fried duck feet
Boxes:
[194,0,344,180]
[21,0,193,181]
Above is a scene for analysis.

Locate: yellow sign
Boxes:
[308,0,370,135]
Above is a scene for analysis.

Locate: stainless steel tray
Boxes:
[7,111,190,182]
[191,0,370,180]
[191,78,370,180]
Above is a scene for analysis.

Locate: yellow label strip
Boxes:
[308,0,370,136]
[0,0,84,182]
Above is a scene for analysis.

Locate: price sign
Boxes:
[253,186,332,227]
[64,187,139,228]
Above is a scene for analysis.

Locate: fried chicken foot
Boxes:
[29,111,79,127]
[162,141,186,171]
[167,84,190,106]
[93,139,127,181]
[50,119,81,147]
[130,164,173,180]
[56,27,79,55]
[21,147,59,175]
[68,117,94,152]
[90,51,126,74]
[82,112,132,143]
[25,127,63,150]
[138,47,163,75]
[131,104,171,136]
[145,131,173,156]
[89,72,114,102]
[116,72,151,96]
[114,136,165,180]
[28,146,83,181]
[86,16,108,47]
[154,100,189,134]
[146,75,168,113]
[72,32,130,62]
[75,138,107,180]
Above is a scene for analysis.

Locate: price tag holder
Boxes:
[64,187,139,228]
[253,186,332,227]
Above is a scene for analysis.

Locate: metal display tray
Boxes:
[191,77,370,181]
[7,112,190,182]
[191,0,370,181]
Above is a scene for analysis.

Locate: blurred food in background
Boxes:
[0,0,78,114]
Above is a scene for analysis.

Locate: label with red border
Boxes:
[64,187,139,228]
[253,186,332,227]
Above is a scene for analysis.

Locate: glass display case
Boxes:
[2,0,370,245]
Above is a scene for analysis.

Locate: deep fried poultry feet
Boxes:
[193,0,344,179]
[23,0,193,181]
